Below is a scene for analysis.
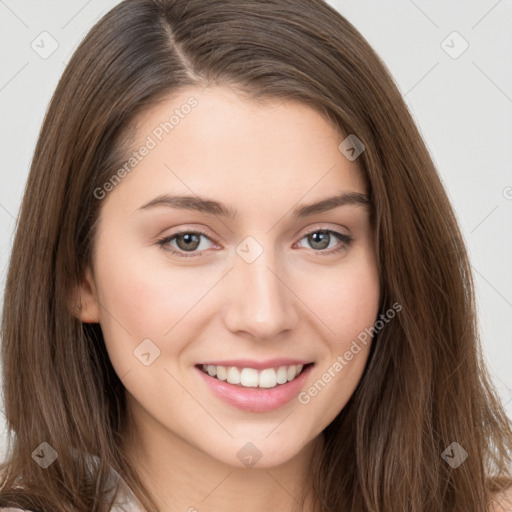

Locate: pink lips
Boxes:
[195,362,314,413]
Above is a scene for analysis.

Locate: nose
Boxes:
[222,246,299,340]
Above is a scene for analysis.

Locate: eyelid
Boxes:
[156,224,353,258]
[295,222,351,240]
[294,227,353,257]
[156,227,217,258]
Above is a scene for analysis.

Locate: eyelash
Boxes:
[156,228,353,258]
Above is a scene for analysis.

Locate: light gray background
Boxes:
[1,0,511,460]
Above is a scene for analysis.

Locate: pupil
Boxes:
[178,233,200,251]
[310,231,329,249]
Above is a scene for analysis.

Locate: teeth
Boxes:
[259,368,278,388]
[201,364,306,389]
[276,366,288,384]
[241,368,259,387]
[216,366,227,381]
[287,365,297,381]
[227,366,240,384]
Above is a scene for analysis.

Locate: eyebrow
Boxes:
[137,191,370,219]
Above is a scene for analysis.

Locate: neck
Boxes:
[121,396,325,512]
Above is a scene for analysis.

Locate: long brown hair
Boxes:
[1,0,511,510]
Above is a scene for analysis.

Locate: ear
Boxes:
[70,266,101,323]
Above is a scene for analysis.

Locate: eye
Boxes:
[295,229,353,256]
[156,227,353,258]
[156,229,216,258]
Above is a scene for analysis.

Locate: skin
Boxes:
[75,85,381,512]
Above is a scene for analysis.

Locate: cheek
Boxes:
[95,240,213,331]
[297,253,380,347]
[301,254,379,423]
[92,237,221,375]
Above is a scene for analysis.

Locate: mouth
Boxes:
[194,361,316,413]
[195,362,315,389]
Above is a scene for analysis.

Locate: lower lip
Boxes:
[195,364,314,413]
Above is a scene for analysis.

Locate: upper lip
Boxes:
[196,358,314,371]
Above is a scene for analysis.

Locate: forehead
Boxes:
[102,85,367,217]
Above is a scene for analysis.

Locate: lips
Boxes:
[194,360,315,413]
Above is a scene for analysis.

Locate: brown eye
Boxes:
[157,230,216,257]
[307,231,331,250]
[296,229,353,255]
[175,233,201,251]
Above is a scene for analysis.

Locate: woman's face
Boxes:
[78,85,380,468]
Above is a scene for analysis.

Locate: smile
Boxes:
[195,362,315,413]
[198,363,313,389]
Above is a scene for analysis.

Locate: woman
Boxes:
[1,0,511,511]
